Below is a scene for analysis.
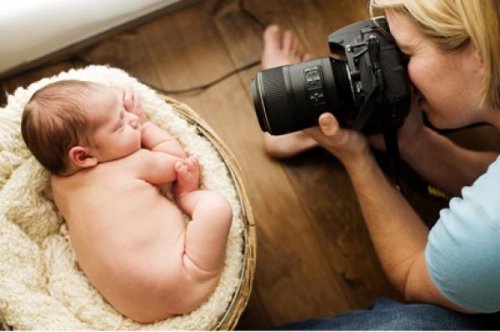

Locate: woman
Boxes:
[264,0,500,329]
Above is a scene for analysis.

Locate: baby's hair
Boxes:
[21,80,101,175]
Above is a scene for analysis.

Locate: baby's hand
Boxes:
[122,85,148,123]
[173,156,201,195]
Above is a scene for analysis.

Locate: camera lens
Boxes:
[251,57,354,135]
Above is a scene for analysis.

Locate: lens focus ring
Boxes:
[259,67,295,135]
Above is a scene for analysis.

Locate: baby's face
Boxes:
[87,85,142,162]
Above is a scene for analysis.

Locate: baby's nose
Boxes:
[130,119,139,128]
[128,113,140,128]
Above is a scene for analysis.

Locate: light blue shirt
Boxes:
[425,156,500,313]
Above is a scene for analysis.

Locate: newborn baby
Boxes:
[21,80,232,323]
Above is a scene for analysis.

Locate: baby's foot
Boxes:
[174,156,200,196]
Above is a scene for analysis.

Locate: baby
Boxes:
[21,80,232,323]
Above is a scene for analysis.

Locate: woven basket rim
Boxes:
[0,94,257,330]
[161,95,256,330]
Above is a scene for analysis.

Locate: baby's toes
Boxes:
[175,160,189,176]
[188,156,200,171]
[174,159,199,194]
[183,156,199,176]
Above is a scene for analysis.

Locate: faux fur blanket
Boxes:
[0,65,244,330]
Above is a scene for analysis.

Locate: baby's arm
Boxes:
[132,149,182,185]
[122,85,186,158]
[141,122,186,159]
[174,157,232,278]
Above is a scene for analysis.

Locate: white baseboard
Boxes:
[0,0,200,79]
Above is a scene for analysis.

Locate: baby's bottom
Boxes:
[173,157,232,274]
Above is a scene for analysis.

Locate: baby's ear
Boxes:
[68,146,98,168]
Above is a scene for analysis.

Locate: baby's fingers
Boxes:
[122,86,137,113]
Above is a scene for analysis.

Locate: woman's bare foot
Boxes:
[261,25,319,158]
[263,132,319,159]
[262,25,310,69]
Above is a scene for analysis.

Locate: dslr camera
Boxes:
[251,17,411,136]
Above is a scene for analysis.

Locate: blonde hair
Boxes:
[370,0,500,109]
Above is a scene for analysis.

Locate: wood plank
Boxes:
[286,0,368,56]
[1,61,81,101]
[280,149,400,307]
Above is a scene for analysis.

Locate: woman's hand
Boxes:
[305,113,371,169]
[369,89,425,153]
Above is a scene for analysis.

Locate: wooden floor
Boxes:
[3,0,500,329]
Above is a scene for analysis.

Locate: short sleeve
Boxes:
[425,156,500,313]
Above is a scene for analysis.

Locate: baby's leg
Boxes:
[173,157,232,277]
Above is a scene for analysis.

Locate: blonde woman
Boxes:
[263,0,500,329]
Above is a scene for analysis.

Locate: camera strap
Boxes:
[383,124,402,191]
[355,92,403,191]
[352,87,379,131]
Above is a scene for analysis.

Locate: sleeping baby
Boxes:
[20,80,232,323]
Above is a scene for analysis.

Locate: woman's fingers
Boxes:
[318,113,339,137]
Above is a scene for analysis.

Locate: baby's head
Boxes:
[21,80,142,175]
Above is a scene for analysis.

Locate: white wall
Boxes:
[0,0,184,76]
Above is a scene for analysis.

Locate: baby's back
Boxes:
[51,150,218,322]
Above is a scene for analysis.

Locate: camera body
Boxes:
[251,17,411,135]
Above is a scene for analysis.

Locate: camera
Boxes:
[251,17,411,136]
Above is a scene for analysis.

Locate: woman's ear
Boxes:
[472,45,484,72]
[68,146,98,169]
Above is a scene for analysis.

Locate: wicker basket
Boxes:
[0,96,256,331]
[0,67,255,329]
[162,95,256,330]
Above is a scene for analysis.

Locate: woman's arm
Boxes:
[399,126,497,196]
[307,113,471,312]
[344,147,469,312]
[370,103,498,196]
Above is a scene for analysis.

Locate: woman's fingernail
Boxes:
[320,114,333,126]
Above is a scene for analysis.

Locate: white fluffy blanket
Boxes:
[0,65,244,330]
